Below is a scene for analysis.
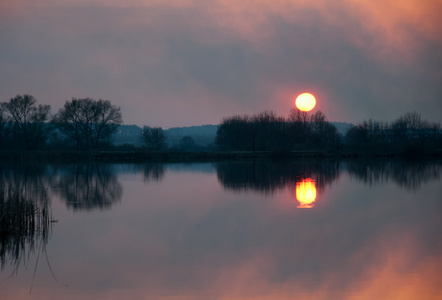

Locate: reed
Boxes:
[0,186,50,269]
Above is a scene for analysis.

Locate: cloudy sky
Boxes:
[1,0,441,128]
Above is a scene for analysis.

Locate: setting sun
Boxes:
[296,178,317,208]
[295,93,316,112]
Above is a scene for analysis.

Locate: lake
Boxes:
[1,160,442,299]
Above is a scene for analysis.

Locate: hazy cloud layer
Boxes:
[1,0,441,127]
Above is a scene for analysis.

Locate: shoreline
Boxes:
[0,149,441,163]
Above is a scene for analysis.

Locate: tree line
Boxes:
[345,112,441,154]
[215,109,340,152]
[1,94,440,155]
[215,109,441,154]
[0,94,123,150]
[0,94,206,152]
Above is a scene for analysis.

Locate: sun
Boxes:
[295,93,316,112]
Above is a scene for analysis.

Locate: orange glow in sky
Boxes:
[296,178,316,208]
[295,93,316,112]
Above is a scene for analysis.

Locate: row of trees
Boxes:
[0,94,209,152]
[215,109,441,154]
[215,109,340,152]
[345,112,441,153]
[1,94,440,154]
[0,95,122,150]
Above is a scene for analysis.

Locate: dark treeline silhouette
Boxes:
[215,109,340,152]
[345,112,441,155]
[0,95,51,150]
[0,94,122,151]
[216,109,441,156]
[2,94,440,157]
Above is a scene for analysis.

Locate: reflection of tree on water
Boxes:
[217,160,441,194]
[52,164,123,211]
[346,160,442,190]
[0,164,53,206]
[215,160,340,194]
[0,164,52,272]
[0,167,59,295]
[0,184,65,293]
[0,164,53,268]
[140,163,165,182]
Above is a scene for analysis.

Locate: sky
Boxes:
[1,0,441,128]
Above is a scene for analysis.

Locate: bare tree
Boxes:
[52,98,122,149]
[1,94,51,150]
[391,112,441,150]
[52,98,88,149]
[140,126,167,150]
[93,99,123,147]
[346,119,389,148]
[392,112,428,144]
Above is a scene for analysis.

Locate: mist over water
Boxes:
[1,160,441,299]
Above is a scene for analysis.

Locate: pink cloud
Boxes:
[1,1,441,126]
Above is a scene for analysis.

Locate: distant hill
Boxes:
[112,124,218,147]
[166,124,218,137]
[112,123,352,146]
[166,125,218,147]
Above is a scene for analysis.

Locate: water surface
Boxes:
[1,160,441,299]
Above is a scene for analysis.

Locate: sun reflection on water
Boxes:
[296,178,317,208]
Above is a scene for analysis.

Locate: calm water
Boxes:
[1,160,442,300]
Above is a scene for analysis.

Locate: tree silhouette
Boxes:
[345,112,441,154]
[1,95,51,150]
[52,98,122,149]
[140,126,167,150]
[391,112,440,146]
[309,111,340,149]
[215,114,253,151]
